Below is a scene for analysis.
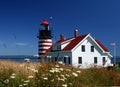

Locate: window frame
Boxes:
[91,46,94,52]
[94,57,97,64]
[78,57,82,64]
[68,57,71,64]
[102,57,106,65]
[64,57,67,64]
[81,45,85,52]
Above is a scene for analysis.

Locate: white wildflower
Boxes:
[61,74,65,78]
[19,64,25,67]
[23,83,28,86]
[24,58,30,63]
[31,68,35,71]
[72,72,78,77]
[55,64,60,68]
[10,75,15,79]
[51,79,54,82]
[51,68,60,73]
[58,77,66,81]
[58,61,63,64]
[27,67,31,70]
[12,73,17,76]
[34,69,38,73]
[31,69,38,73]
[39,64,42,67]
[66,74,70,77]
[69,83,72,85]
[24,80,30,83]
[43,77,48,80]
[28,75,34,79]
[58,77,60,81]
[59,68,64,71]
[109,63,114,67]
[49,70,55,73]
[19,84,23,87]
[3,79,9,84]
[60,78,65,81]
[76,70,81,73]
[62,84,67,87]
[65,69,71,72]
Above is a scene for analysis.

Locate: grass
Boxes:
[0,60,120,87]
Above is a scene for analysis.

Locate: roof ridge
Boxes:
[55,37,74,44]
[55,34,89,44]
[62,34,88,51]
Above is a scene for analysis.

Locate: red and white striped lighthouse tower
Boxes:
[37,19,52,61]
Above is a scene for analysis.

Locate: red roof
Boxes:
[55,37,73,44]
[54,34,109,53]
[95,40,109,52]
[41,19,49,25]
[63,34,88,51]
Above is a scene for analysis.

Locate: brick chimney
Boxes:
[60,34,64,41]
[74,29,78,38]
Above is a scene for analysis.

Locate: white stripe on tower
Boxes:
[39,46,51,50]
[39,50,46,53]
[39,43,52,46]
[39,39,52,42]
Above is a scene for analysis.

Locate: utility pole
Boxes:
[111,42,116,67]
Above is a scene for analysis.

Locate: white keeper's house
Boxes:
[46,30,112,68]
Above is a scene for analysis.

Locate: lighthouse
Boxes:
[37,19,52,62]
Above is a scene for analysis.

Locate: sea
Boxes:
[111,57,120,63]
[0,55,39,62]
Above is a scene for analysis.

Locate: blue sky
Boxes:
[0,0,120,56]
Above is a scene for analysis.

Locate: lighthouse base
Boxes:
[38,57,47,63]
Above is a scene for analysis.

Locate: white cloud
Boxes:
[15,42,28,46]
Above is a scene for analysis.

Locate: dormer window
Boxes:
[81,45,85,52]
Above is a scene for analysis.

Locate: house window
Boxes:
[78,57,82,64]
[64,57,66,64]
[48,58,51,62]
[57,45,61,50]
[68,57,71,64]
[94,57,97,64]
[55,57,57,62]
[91,46,94,52]
[103,57,106,65]
[81,45,85,52]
